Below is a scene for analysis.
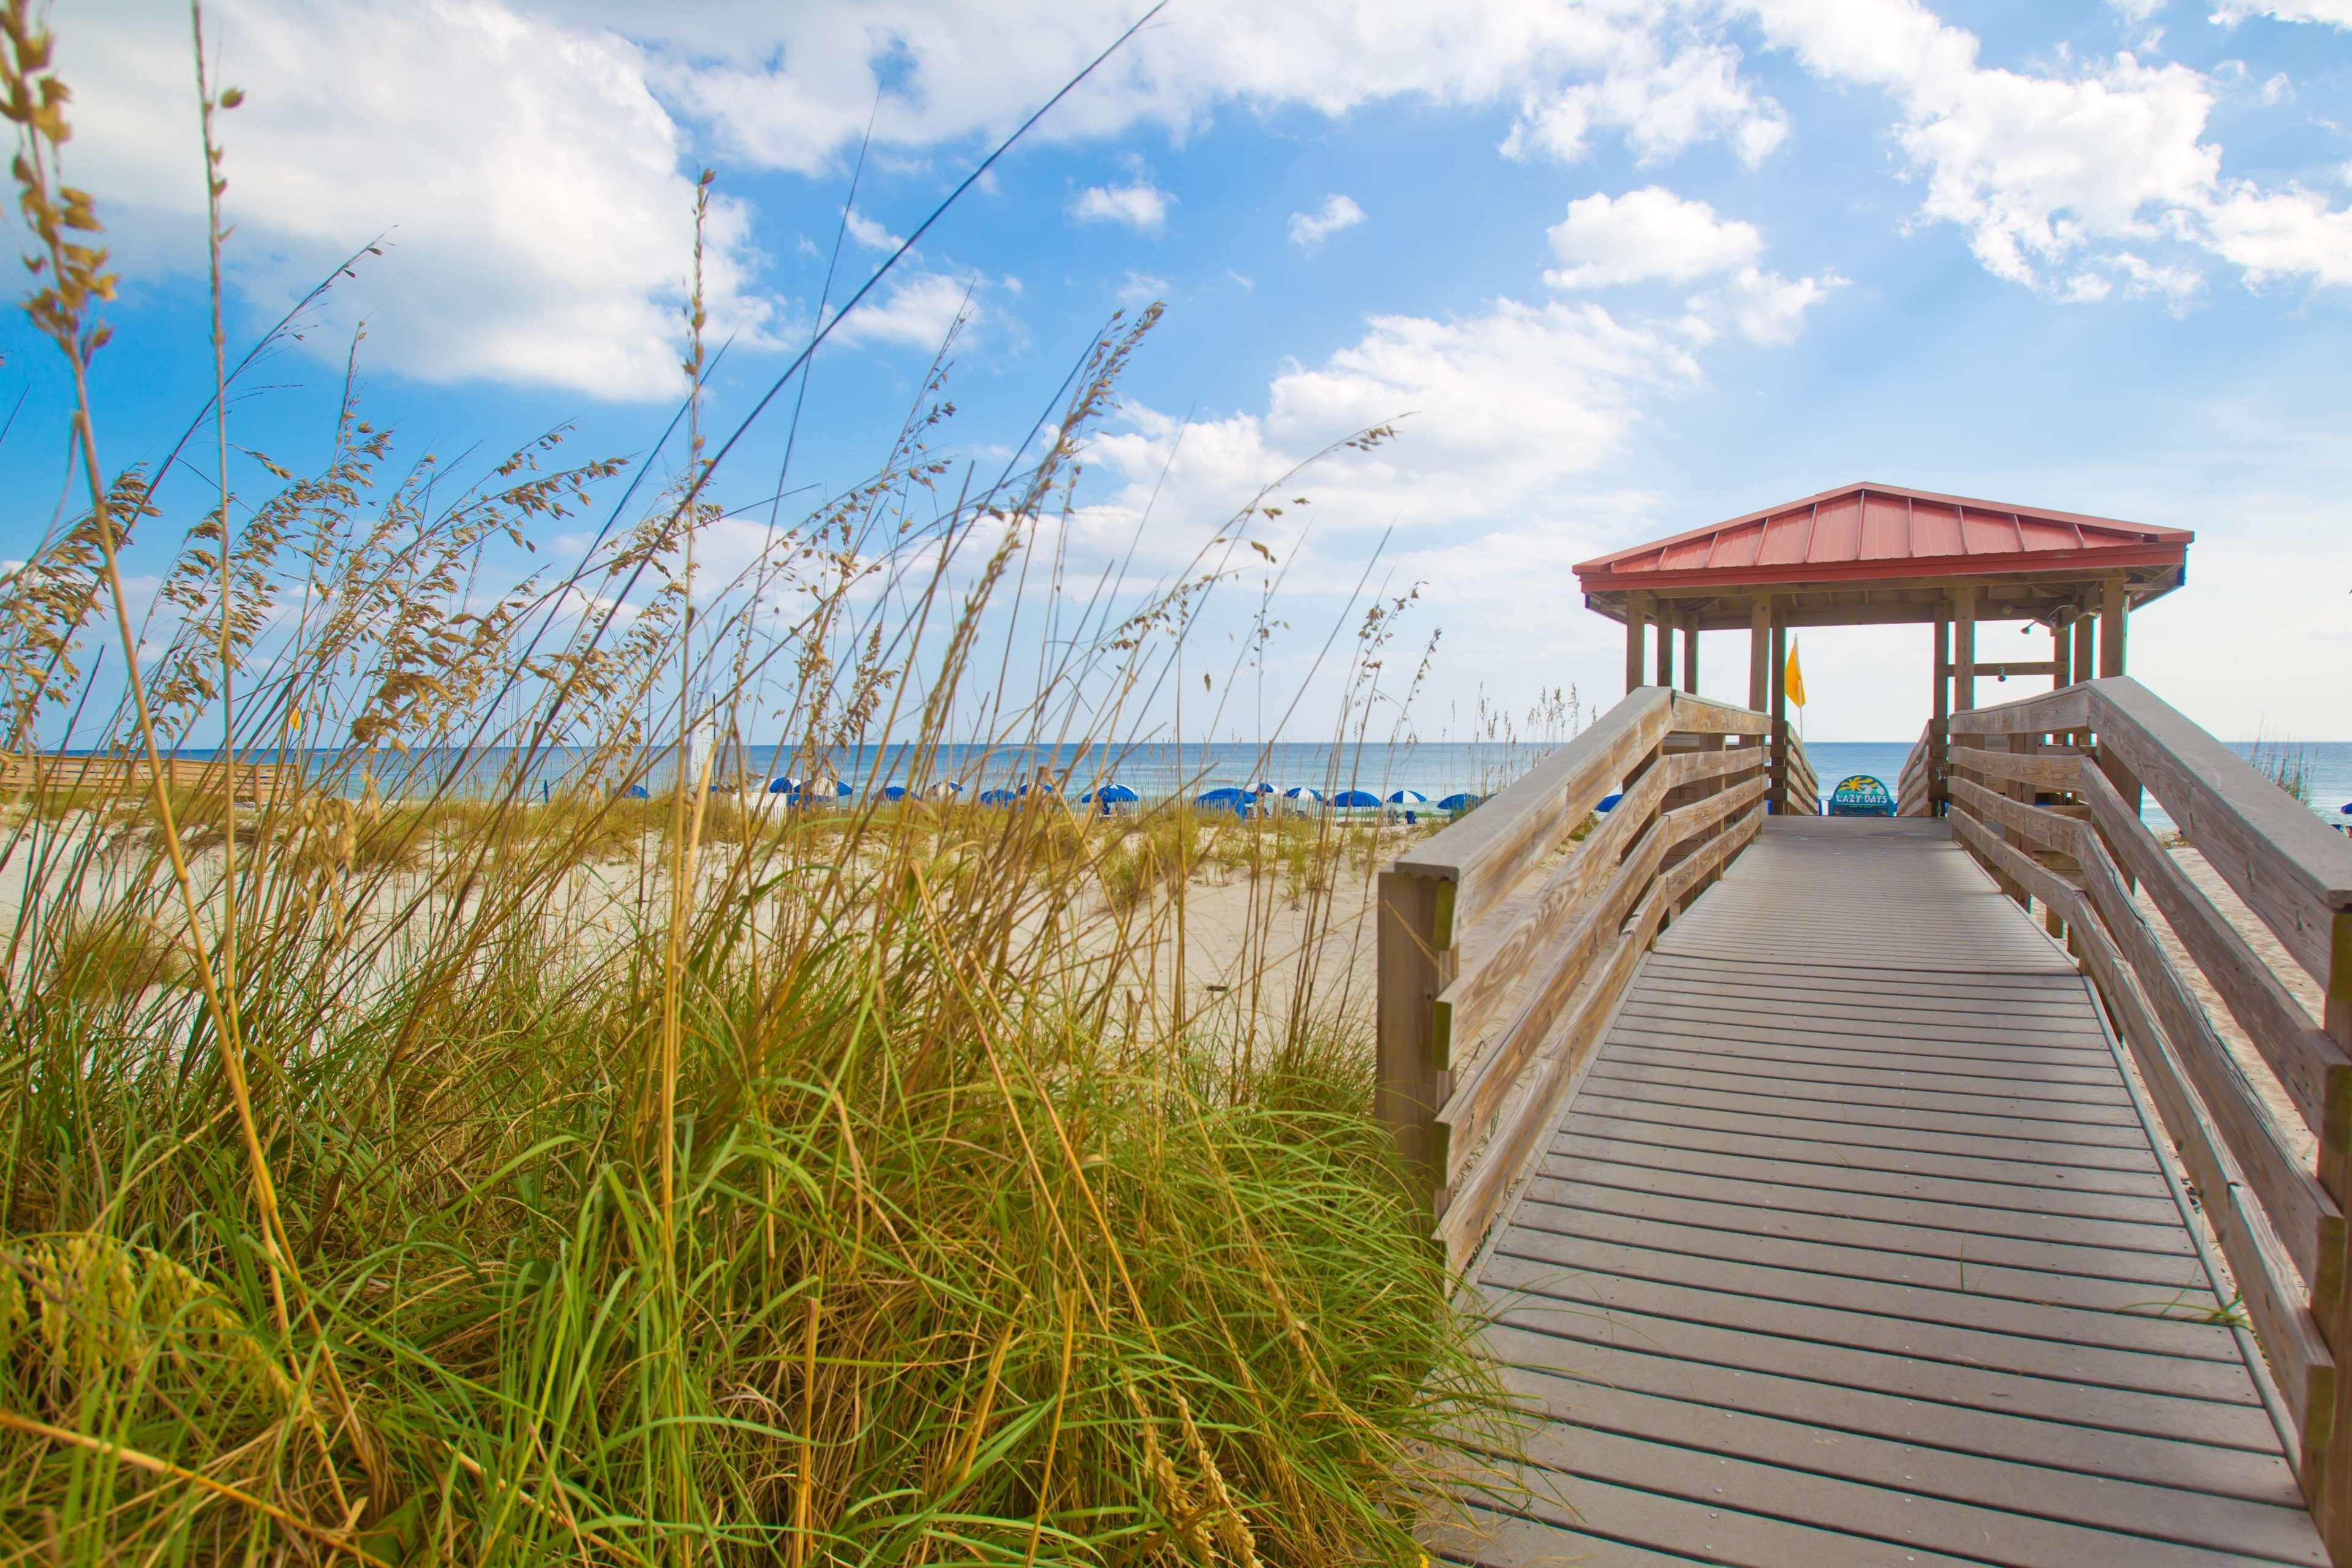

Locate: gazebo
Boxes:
[1573,481,2192,810]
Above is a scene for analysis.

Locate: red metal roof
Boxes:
[1575,482,2193,592]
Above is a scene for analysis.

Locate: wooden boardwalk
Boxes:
[1433,816,2326,1567]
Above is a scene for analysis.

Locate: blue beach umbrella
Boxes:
[978,788,1018,805]
[1437,792,1481,811]
[882,783,909,801]
[1596,793,1624,813]
[1330,788,1380,809]
[768,775,800,795]
[1281,785,1323,803]
[835,778,854,797]
[1251,781,1276,795]
[627,784,650,799]
[1387,789,1428,806]
[1197,786,1248,806]
[1080,782,1139,805]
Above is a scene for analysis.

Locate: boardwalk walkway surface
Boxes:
[1431,816,2326,1567]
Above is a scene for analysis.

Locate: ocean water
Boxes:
[1800,739,2352,832]
[110,736,2352,831]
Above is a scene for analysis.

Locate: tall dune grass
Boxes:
[0,10,1513,1563]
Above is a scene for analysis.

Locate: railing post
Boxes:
[2319,913,2352,1554]
[1376,869,1455,1226]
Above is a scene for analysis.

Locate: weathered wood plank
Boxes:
[2091,678,2352,978]
[1434,753,1672,1057]
[2064,884,2337,1472]
[1482,1292,2281,1447]
[1473,1325,2298,1505]
[1496,1211,2222,1354]
[1487,1366,2323,1567]
[1533,1150,2193,1256]
[1566,1107,2176,1197]
[1951,775,2082,856]
[1510,1199,2220,1317]
[1945,685,2094,736]
[1456,815,2321,1564]
[1436,810,1759,1267]
[1593,1055,2144,1126]
[2075,822,2340,1305]
[1395,687,1671,933]
[2079,761,2350,1137]
[1950,744,2084,794]
[1549,1132,2189,1227]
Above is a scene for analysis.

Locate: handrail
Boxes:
[1379,687,1771,1270]
[1781,729,1822,815]
[1943,676,2352,1550]
[2,750,292,805]
[1896,720,1934,816]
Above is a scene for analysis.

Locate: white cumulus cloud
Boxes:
[1544,186,1840,343]
[1544,187,1763,287]
[1067,179,1173,231]
[66,0,778,400]
[1740,0,2352,295]
[1287,194,1366,249]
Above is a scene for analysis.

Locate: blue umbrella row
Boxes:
[627,778,1485,812]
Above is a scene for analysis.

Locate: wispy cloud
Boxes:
[1287,193,1365,249]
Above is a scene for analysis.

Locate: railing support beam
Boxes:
[1376,869,1455,1224]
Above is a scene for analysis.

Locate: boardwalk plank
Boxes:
[1567,1093,2163,1173]
[1567,1109,2176,1197]
[1514,1202,2224,1317]
[1589,1055,2146,1125]
[1584,1067,2153,1148]
[1496,1363,2321,1563]
[1501,1416,2313,1567]
[1549,1133,2191,1226]
[1480,1252,2256,1403]
[1490,1223,2234,1359]
[1477,1325,2303,1506]
[1459,818,2317,1566]
[1533,1153,2199,1257]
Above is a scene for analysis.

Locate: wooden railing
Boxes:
[2,750,293,806]
[1781,729,1821,816]
[1896,720,1935,816]
[1378,687,1773,1270]
[1944,677,2352,1551]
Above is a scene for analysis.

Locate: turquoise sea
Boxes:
[167,736,2352,833]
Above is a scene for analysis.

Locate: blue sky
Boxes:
[6,0,2349,744]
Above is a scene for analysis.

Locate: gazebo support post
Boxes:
[1931,617,1950,816]
[2099,576,2128,677]
[1952,584,1977,715]
[1681,614,1700,695]
[1654,604,1675,687]
[2095,575,2144,852]
[1747,597,1770,715]
[1769,613,1787,814]
[1624,594,1647,695]
[2051,612,2071,692]
[2073,598,2095,684]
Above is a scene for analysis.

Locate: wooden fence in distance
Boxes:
[1,752,293,807]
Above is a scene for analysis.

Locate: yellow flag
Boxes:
[1784,639,1806,708]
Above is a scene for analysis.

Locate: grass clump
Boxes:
[0,15,1512,1562]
